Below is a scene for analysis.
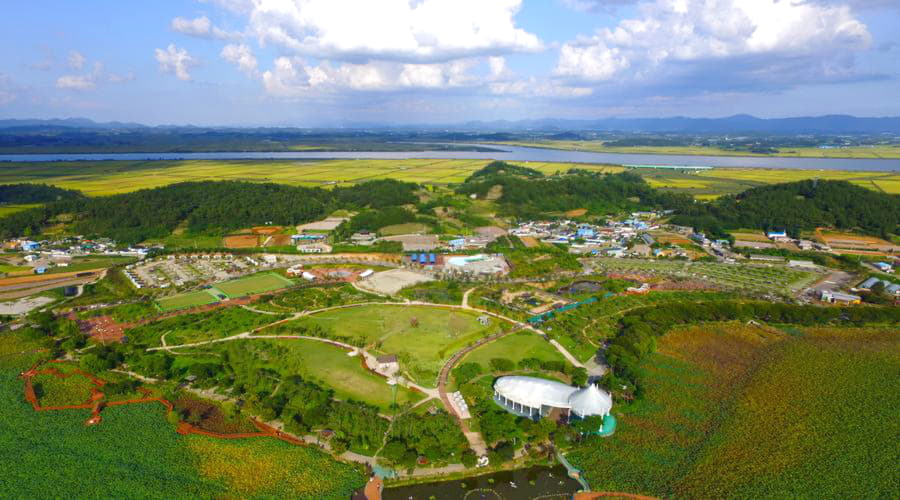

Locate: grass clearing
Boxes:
[214,272,294,299]
[156,290,218,312]
[461,331,567,371]
[295,304,499,386]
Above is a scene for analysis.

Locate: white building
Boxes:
[493,376,612,420]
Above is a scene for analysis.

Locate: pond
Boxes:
[558,281,603,295]
[382,465,582,500]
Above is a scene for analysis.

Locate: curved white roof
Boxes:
[568,384,613,417]
[494,376,574,409]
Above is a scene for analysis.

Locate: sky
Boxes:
[1,0,898,126]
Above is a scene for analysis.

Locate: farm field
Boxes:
[489,140,900,159]
[568,324,900,498]
[0,204,39,217]
[0,337,364,498]
[156,290,219,312]
[213,272,294,299]
[593,258,818,295]
[294,304,498,386]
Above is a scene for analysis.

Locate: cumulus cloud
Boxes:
[247,0,541,63]
[155,44,199,81]
[68,51,85,70]
[56,61,132,91]
[262,57,481,96]
[555,0,872,87]
[171,15,241,40]
[221,43,258,75]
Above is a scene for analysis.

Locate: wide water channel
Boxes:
[382,465,581,500]
[1,144,898,171]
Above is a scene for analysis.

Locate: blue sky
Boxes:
[1,0,898,126]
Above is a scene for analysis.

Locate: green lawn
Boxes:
[254,339,424,411]
[157,290,218,312]
[296,304,500,386]
[213,272,294,299]
[461,331,567,371]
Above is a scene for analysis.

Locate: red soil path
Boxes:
[19,359,311,447]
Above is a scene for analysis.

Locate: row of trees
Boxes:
[0,183,84,204]
[0,179,419,243]
[672,179,899,238]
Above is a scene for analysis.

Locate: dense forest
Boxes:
[672,180,900,238]
[0,179,419,243]
[458,166,693,218]
[0,183,84,204]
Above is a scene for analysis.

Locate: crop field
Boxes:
[156,290,219,312]
[378,222,431,236]
[294,304,498,386]
[461,331,567,371]
[0,204,39,217]
[0,335,364,498]
[569,323,899,497]
[31,363,95,407]
[490,140,900,159]
[593,258,818,295]
[213,272,294,299]
[222,234,259,248]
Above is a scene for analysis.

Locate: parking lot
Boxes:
[127,254,258,289]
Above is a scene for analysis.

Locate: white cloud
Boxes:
[0,74,16,105]
[155,44,199,81]
[68,51,85,70]
[171,15,241,40]
[247,0,541,63]
[262,57,483,96]
[221,44,258,75]
[555,0,872,82]
[56,60,120,90]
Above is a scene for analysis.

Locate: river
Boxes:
[0,144,898,171]
[382,465,581,500]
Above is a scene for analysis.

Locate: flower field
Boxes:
[568,324,900,497]
[0,333,365,498]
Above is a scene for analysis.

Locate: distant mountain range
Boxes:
[2,114,899,134]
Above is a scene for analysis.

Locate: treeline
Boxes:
[604,301,900,398]
[0,183,84,204]
[458,169,693,218]
[0,179,418,244]
[672,180,899,238]
[465,160,544,181]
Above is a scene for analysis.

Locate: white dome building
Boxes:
[493,376,612,420]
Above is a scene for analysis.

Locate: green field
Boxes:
[0,204,40,217]
[294,304,499,386]
[568,324,899,497]
[461,332,566,372]
[156,290,219,312]
[491,140,900,160]
[213,272,294,299]
[203,338,424,411]
[0,333,364,498]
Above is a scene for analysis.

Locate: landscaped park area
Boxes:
[291,304,504,386]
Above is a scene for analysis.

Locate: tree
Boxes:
[489,358,515,372]
[452,362,483,385]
